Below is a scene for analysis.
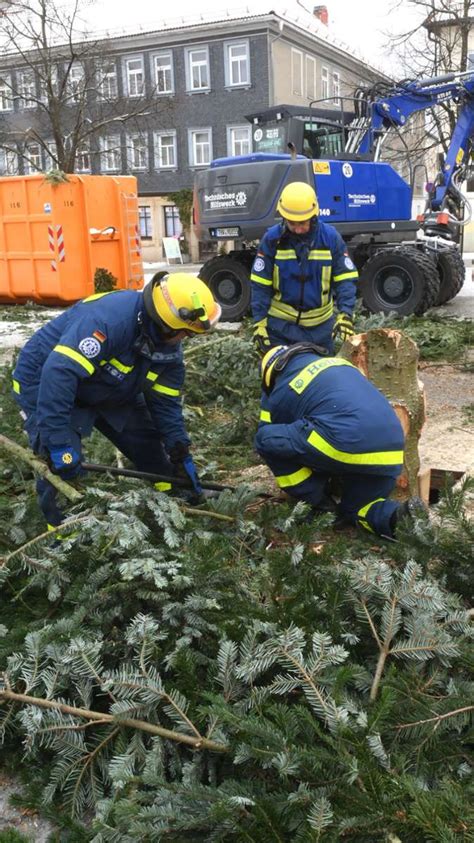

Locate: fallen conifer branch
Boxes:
[0,433,83,503]
[0,687,229,753]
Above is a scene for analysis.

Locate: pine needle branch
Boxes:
[0,688,229,752]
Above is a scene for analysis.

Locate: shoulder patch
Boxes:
[78,337,101,358]
[253,257,265,273]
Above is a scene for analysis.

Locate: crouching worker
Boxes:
[11,273,221,528]
[256,344,426,541]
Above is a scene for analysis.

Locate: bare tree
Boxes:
[0,0,170,173]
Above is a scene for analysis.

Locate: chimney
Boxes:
[313,5,328,25]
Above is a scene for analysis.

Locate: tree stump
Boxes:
[339,329,426,499]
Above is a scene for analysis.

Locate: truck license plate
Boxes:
[214,227,240,238]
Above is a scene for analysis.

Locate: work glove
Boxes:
[48,445,82,480]
[332,312,355,342]
[169,442,203,496]
[252,318,272,355]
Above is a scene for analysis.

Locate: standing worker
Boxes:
[256,343,427,540]
[251,182,358,354]
[11,273,221,528]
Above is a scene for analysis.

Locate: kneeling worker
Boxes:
[256,344,426,540]
[12,273,221,528]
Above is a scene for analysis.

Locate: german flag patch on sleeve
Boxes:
[92,330,107,343]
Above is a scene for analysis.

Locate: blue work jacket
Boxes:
[257,351,404,475]
[251,219,358,328]
[12,289,189,452]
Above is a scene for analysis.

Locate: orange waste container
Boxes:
[0,174,144,305]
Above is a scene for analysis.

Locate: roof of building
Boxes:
[91,1,391,79]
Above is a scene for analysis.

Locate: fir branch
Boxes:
[0,688,228,752]
[180,506,235,523]
[0,433,83,502]
[1,515,93,568]
[396,706,474,731]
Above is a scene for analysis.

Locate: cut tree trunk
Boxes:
[339,329,426,498]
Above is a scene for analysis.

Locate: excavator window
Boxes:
[303,123,344,159]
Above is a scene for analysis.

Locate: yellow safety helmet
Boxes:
[261,345,288,391]
[277,181,319,221]
[143,272,221,334]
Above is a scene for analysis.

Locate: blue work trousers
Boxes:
[26,401,172,527]
[256,424,401,539]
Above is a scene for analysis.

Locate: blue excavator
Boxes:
[194,71,474,319]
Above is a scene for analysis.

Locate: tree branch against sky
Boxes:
[0,0,172,173]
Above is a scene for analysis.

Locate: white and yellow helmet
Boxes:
[144,272,221,334]
[261,345,288,391]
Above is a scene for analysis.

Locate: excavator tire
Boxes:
[435,249,465,306]
[359,247,440,316]
[199,255,251,322]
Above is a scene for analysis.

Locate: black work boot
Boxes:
[390,496,429,537]
[305,494,338,522]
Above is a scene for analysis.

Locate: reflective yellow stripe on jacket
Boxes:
[307,429,403,466]
[53,344,95,375]
[146,371,180,397]
[260,409,272,423]
[333,271,359,282]
[288,358,356,395]
[12,378,20,394]
[276,466,312,489]
[268,299,334,326]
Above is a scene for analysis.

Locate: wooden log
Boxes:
[339,329,426,498]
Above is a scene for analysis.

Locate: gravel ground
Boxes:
[0,773,55,840]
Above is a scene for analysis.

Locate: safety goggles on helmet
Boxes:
[261,342,329,393]
[143,272,221,336]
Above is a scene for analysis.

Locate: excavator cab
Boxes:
[247,104,353,160]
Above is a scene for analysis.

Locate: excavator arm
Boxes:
[356,72,474,213]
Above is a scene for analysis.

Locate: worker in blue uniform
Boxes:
[256,344,427,540]
[12,273,221,528]
[251,181,358,355]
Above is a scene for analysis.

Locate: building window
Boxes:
[100,135,121,171]
[227,125,251,156]
[164,205,182,238]
[98,61,118,100]
[224,40,250,87]
[76,143,91,172]
[332,71,341,104]
[291,49,303,96]
[25,143,42,173]
[189,128,212,166]
[125,56,145,97]
[186,47,210,91]
[139,205,153,239]
[17,70,36,108]
[321,65,329,99]
[44,141,57,170]
[153,53,173,94]
[154,131,177,169]
[0,147,18,174]
[305,55,316,100]
[127,134,148,170]
[0,75,13,111]
[66,63,85,103]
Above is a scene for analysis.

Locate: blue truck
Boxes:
[194,72,473,319]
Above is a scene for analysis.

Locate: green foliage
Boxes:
[169,189,193,252]
[0,832,31,843]
[43,169,69,185]
[94,268,117,294]
[355,310,473,362]
[0,330,473,840]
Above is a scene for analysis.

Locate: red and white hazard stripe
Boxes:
[56,225,66,262]
[134,224,141,257]
[48,225,57,272]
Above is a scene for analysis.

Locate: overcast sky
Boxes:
[81,0,426,76]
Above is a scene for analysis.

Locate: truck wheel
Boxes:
[359,248,440,316]
[435,250,465,305]
[199,256,251,322]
